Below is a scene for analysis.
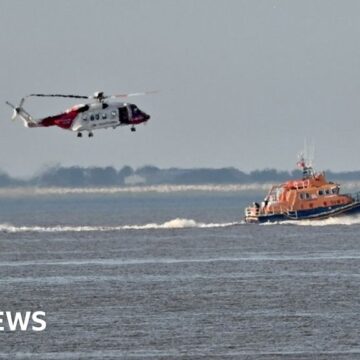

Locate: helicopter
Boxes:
[5,91,153,137]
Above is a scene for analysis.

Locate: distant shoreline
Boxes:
[2,165,360,189]
[1,182,360,197]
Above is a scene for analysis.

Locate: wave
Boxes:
[262,214,360,226]
[0,218,240,233]
[2,215,358,233]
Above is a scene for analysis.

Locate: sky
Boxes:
[1,0,360,177]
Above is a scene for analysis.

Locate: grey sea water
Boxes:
[0,191,359,359]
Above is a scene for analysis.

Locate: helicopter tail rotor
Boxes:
[11,108,18,121]
[5,98,35,127]
[5,100,22,121]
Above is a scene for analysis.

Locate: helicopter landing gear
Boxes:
[77,132,82,138]
[131,126,136,132]
[88,132,94,138]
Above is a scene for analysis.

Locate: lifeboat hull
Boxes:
[245,201,360,224]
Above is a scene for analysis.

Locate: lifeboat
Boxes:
[244,157,360,223]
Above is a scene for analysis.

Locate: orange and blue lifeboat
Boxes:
[244,163,360,223]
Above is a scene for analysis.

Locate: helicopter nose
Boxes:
[144,113,150,121]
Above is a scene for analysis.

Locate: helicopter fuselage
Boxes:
[36,101,150,134]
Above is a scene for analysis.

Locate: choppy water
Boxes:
[0,192,360,359]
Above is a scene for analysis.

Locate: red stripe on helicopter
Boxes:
[39,110,79,129]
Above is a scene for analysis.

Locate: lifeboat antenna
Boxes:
[298,139,315,179]
[306,139,315,169]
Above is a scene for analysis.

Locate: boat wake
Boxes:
[0,218,240,233]
[262,215,360,226]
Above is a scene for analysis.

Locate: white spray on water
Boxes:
[0,218,240,233]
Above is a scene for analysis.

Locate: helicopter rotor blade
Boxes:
[24,90,158,102]
[107,90,158,99]
[5,101,16,109]
[27,94,89,99]
[5,101,18,120]
[19,97,26,108]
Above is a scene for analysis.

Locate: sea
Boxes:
[0,188,359,359]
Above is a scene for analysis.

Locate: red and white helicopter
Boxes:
[5,91,153,137]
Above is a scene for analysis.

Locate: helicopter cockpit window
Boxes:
[111,111,117,118]
[90,115,95,121]
[82,115,87,121]
[130,105,140,114]
[95,113,100,120]
[102,113,107,119]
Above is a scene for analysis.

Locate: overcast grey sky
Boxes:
[1,0,360,177]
